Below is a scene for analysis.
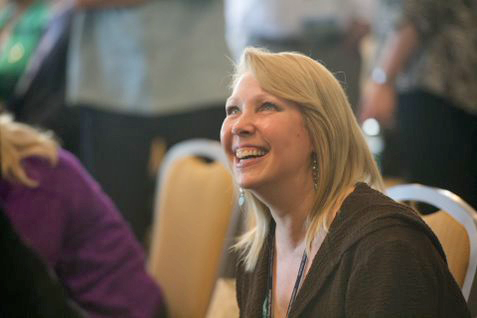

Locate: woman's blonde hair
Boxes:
[0,114,58,187]
[233,48,384,271]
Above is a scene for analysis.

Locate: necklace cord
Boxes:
[265,234,309,318]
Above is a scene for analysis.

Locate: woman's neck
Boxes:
[255,178,315,250]
[270,184,356,252]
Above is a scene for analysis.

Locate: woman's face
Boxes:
[220,72,313,191]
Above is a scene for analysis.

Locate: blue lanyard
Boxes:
[264,234,309,318]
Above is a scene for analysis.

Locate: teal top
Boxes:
[0,1,49,101]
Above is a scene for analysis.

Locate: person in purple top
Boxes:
[0,113,166,318]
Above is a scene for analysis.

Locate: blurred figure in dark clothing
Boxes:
[66,0,230,242]
[360,0,477,209]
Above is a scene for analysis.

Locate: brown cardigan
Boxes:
[236,183,470,317]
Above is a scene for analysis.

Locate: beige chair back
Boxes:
[422,211,469,286]
[148,139,238,318]
[206,278,239,318]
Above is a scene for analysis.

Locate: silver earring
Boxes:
[238,188,245,207]
[312,154,318,191]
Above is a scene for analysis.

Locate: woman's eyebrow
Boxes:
[225,97,237,105]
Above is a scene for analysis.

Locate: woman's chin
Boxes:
[237,179,259,191]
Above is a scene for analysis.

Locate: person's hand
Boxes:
[359,81,397,128]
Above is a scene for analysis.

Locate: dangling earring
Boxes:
[238,188,245,207]
[311,153,319,191]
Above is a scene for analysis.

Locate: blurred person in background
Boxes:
[360,0,477,209]
[224,0,376,110]
[0,0,52,107]
[0,0,77,155]
[0,0,51,106]
[66,0,230,243]
[0,113,166,317]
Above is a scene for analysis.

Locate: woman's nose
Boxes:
[231,112,255,136]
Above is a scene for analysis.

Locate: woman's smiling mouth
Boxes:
[234,146,269,166]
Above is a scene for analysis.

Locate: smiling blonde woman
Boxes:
[220,48,469,318]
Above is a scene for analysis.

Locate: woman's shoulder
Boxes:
[330,182,446,261]
[344,183,425,223]
[339,182,425,229]
[20,148,105,201]
[23,148,92,183]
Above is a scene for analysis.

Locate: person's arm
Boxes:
[55,151,166,317]
[359,23,419,126]
[344,0,374,51]
[372,23,419,84]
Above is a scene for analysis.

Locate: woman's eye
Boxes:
[260,102,278,111]
[226,106,240,116]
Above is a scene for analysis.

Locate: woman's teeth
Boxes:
[236,148,268,160]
